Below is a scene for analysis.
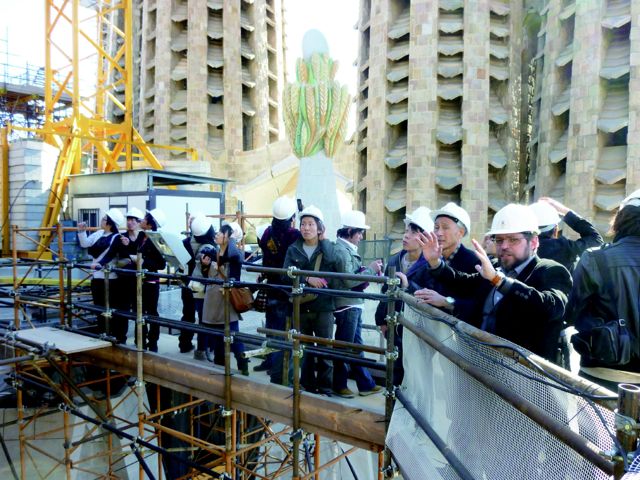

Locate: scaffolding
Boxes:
[0,223,393,479]
[3,222,640,479]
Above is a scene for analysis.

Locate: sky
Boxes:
[0,0,359,132]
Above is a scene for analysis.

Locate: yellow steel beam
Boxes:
[1,127,9,256]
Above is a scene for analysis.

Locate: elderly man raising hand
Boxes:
[417,204,572,363]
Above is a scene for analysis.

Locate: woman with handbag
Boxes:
[283,206,338,394]
[201,223,249,375]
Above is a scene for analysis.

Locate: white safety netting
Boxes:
[387,304,616,480]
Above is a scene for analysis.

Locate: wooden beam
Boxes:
[78,346,385,451]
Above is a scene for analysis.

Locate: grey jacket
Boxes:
[283,238,338,312]
[333,238,375,308]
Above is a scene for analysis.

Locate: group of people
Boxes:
[78,207,166,351]
[79,187,640,394]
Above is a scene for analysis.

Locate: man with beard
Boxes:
[418,204,572,362]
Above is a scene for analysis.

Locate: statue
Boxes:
[283,29,351,240]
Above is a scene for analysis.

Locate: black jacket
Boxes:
[374,251,435,326]
[567,237,640,369]
[434,244,487,327]
[431,256,572,361]
[538,210,603,273]
[138,232,166,274]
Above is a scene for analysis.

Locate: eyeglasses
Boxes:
[492,236,527,246]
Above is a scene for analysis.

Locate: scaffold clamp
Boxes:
[616,411,640,432]
[221,408,233,417]
[286,266,298,279]
[224,335,234,344]
[287,329,297,341]
[385,348,399,361]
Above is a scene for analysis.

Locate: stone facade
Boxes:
[137,0,286,204]
[355,0,640,244]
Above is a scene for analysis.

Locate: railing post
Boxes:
[383,266,398,477]
[291,273,302,479]
[615,384,640,479]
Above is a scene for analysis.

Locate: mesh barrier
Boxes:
[388,303,616,480]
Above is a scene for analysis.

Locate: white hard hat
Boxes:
[191,214,213,237]
[146,208,167,228]
[272,196,298,220]
[529,201,560,232]
[431,202,471,236]
[405,206,434,233]
[620,189,640,210]
[125,207,144,221]
[341,210,370,230]
[256,224,269,241]
[105,208,125,227]
[300,205,324,223]
[223,221,244,241]
[487,204,540,236]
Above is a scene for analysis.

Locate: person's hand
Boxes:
[540,196,570,216]
[90,262,100,271]
[78,222,87,232]
[414,288,449,308]
[369,259,383,274]
[379,324,388,336]
[471,238,498,281]
[416,231,442,267]
[307,276,328,288]
[395,271,408,289]
[121,236,130,246]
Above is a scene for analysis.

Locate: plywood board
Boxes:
[16,327,111,354]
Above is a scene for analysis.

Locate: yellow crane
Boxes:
[10,0,189,256]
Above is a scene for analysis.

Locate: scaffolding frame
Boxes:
[2,223,393,479]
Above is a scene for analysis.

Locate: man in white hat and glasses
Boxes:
[414,203,484,325]
[418,204,572,362]
[332,210,384,398]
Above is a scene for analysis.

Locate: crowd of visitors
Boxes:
[78,188,640,393]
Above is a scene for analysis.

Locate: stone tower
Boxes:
[528,0,640,233]
[355,0,640,247]
[137,0,286,181]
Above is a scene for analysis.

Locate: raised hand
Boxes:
[471,238,498,281]
[539,196,569,215]
[416,231,442,267]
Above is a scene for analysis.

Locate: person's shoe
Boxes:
[241,367,250,376]
[179,343,194,353]
[332,388,355,398]
[359,385,383,396]
[205,350,214,362]
[253,361,271,372]
[147,342,158,353]
[193,350,206,361]
[318,386,333,395]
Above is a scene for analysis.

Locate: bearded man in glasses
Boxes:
[417,203,572,363]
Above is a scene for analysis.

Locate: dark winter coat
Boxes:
[431,256,572,361]
[567,237,640,370]
[538,210,603,273]
[374,250,435,326]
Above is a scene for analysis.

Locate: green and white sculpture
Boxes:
[284,30,351,239]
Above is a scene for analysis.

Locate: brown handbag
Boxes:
[217,255,253,314]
